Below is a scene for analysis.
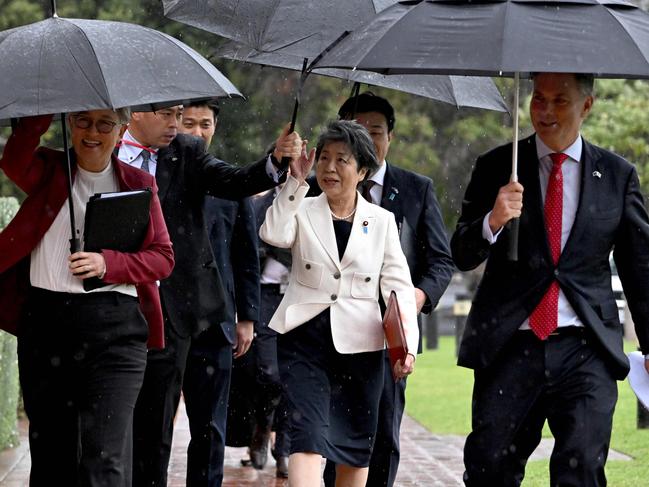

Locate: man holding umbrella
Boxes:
[118,105,303,487]
[452,73,649,486]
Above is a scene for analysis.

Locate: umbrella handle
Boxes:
[507,73,520,262]
[278,58,309,171]
[507,218,519,261]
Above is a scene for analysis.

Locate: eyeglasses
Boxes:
[71,115,118,134]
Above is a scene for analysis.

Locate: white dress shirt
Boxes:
[363,160,387,205]
[30,163,137,296]
[482,134,583,329]
[118,130,159,176]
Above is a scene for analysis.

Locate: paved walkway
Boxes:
[0,400,631,486]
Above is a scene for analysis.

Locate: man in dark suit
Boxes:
[320,92,455,487]
[117,104,304,487]
[452,73,649,486]
[178,100,261,486]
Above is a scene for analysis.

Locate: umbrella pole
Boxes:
[350,82,361,117]
[507,73,520,261]
[61,114,80,254]
[279,58,309,170]
[50,0,58,17]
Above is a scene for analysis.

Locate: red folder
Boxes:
[382,290,408,381]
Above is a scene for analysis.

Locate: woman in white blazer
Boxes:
[260,120,418,487]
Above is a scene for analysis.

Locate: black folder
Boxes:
[82,188,152,291]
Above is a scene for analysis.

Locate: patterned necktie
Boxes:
[529,152,568,340]
[140,149,151,174]
[361,180,375,203]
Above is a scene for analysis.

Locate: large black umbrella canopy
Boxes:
[313,0,649,259]
[216,41,508,111]
[312,0,649,78]
[0,13,242,253]
[162,0,396,58]
[0,16,241,120]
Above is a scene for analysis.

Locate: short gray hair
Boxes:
[69,107,131,125]
[315,120,379,177]
[115,107,131,124]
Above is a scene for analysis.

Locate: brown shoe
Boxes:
[250,426,271,470]
[276,456,289,478]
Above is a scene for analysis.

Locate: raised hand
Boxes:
[289,141,315,183]
[273,123,303,164]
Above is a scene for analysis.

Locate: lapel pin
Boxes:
[362,220,369,234]
[388,187,399,201]
[592,170,602,179]
[171,157,178,162]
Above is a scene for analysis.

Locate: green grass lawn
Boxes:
[406,336,649,486]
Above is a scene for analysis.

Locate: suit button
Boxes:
[331,294,337,301]
[333,272,341,279]
[288,195,295,201]
[365,276,371,282]
[305,264,311,270]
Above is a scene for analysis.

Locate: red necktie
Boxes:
[529,152,568,340]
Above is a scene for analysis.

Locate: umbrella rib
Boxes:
[37,23,50,115]
[61,20,112,108]
[156,30,240,99]
[602,8,649,76]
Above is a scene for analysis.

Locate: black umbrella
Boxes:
[216,41,508,111]
[162,0,396,58]
[163,0,401,167]
[312,0,649,259]
[0,3,242,253]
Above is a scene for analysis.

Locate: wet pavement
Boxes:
[0,399,630,486]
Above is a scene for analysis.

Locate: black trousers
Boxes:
[133,319,191,487]
[226,284,288,455]
[183,325,233,487]
[324,351,406,487]
[463,328,617,487]
[18,289,147,487]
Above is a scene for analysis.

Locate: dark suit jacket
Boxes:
[149,133,279,338]
[452,135,649,379]
[307,163,454,350]
[204,196,260,344]
[0,116,174,349]
[253,190,292,274]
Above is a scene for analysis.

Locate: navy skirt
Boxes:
[277,308,384,467]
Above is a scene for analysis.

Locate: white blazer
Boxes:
[260,176,418,355]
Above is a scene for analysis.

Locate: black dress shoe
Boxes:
[250,426,271,470]
[276,456,289,478]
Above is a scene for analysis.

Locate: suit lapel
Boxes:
[379,163,401,215]
[518,136,552,261]
[560,139,599,262]
[306,194,341,268]
[155,144,179,203]
[341,195,377,270]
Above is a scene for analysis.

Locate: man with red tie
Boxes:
[452,73,649,486]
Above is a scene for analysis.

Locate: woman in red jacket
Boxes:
[0,110,174,487]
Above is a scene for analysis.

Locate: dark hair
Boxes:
[531,73,595,97]
[337,91,395,132]
[315,120,379,176]
[187,99,220,121]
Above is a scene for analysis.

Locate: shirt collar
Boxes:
[368,160,387,186]
[120,130,158,161]
[535,134,582,164]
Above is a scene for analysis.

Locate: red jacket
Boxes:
[0,116,174,349]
